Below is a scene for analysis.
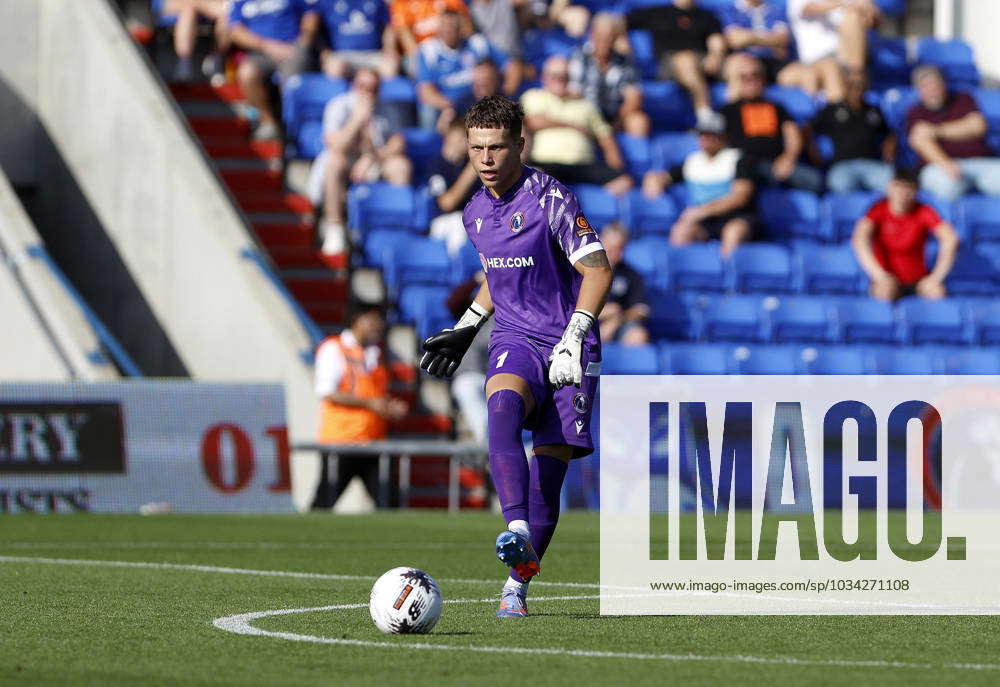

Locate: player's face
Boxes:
[467,127,525,194]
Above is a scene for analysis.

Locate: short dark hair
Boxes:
[893,167,920,186]
[346,300,385,326]
[464,95,524,140]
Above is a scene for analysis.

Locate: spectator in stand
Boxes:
[599,222,651,346]
[811,70,894,192]
[516,0,591,38]
[229,0,318,140]
[643,112,757,257]
[569,12,650,138]
[721,0,790,91]
[160,0,230,83]
[438,58,502,134]
[721,53,824,192]
[313,301,408,508]
[470,0,524,94]
[428,120,482,254]
[445,274,492,445]
[390,0,472,68]
[522,55,633,196]
[314,0,400,79]
[308,67,412,254]
[626,0,727,124]
[852,168,960,302]
[907,65,1000,202]
[780,0,879,102]
[416,10,510,129]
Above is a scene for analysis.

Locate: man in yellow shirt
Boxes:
[520,56,633,196]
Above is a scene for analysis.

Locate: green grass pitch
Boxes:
[2,511,999,686]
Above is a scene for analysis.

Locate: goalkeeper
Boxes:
[419,96,612,618]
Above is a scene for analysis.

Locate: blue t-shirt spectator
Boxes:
[417,34,507,104]
[722,0,788,60]
[309,0,389,52]
[229,0,307,44]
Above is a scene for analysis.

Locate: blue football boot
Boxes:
[496,586,529,618]
[495,530,540,580]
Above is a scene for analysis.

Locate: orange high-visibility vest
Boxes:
[318,335,389,443]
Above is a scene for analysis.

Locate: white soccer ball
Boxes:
[369,567,443,634]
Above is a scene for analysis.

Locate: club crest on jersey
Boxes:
[575,215,594,236]
[573,392,589,414]
[509,211,525,233]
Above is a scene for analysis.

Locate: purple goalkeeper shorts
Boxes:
[485,329,601,458]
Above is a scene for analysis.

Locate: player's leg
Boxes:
[485,372,536,539]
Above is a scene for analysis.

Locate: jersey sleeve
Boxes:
[545,186,605,265]
[314,339,346,398]
[919,204,944,233]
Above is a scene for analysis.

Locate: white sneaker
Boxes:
[321,222,346,255]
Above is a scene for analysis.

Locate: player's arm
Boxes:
[548,250,612,389]
[419,279,494,379]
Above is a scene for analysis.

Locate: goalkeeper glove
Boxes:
[548,309,595,389]
[419,302,490,379]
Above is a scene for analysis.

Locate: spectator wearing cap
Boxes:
[314,0,401,79]
[811,69,894,192]
[643,112,757,257]
[626,0,727,124]
[599,222,651,346]
[720,53,824,193]
[907,65,1000,201]
[852,168,960,302]
[569,12,650,138]
[721,0,791,88]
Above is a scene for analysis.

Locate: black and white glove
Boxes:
[419,303,490,379]
[548,309,595,389]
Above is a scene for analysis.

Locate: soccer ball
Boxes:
[369,567,443,634]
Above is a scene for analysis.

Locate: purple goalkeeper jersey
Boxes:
[463,166,605,348]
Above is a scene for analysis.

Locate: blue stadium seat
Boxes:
[824,191,881,242]
[623,237,668,287]
[617,134,654,179]
[837,298,896,343]
[974,89,1000,153]
[348,182,423,234]
[642,81,696,132]
[796,242,866,295]
[403,129,443,183]
[729,243,794,293]
[282,74,348,142]
[602,343,660,374]
[757,188,827,242]
[571,184,620,229]
[768,296,836,343]
[868,34,911,89]
[945,248,999,296]
[875,348,943,375]
[879,87,920,167]
[764,85,818,125]
[806,346,871,374]
[874,0,906,16]
[380,76,416,103]
[627,30,657,80]
[295,120,325,159]
[397,285,450,340]
[362,229,410,268]
[700,295,766,341]
[624,190,679,238]
[383,237,451,296]
[647,289,695,340]
[453,241,484,283]
[669,243,726,291]
[916,38,980,89]
[522,28,580,70]
[651,132,699,171]
[734,345,803,374]
[972,303,1000,346]
[660,343,731,375]
[948,349,1000,374]
[897,297,969,345]
[956,195,1000,244]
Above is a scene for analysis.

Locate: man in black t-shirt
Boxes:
[719,53,823,193]
[627,0,726,122]
[811,71,895,193]
[599,222,650,346]
[428,120,482,254]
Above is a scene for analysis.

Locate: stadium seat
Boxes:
[379,77,418,130]
[295,119,325,159]
[571,184,621,229]
[660,342,731,375]
[668,243,726,291]
[348,182,423,234]
[623,237,668,288]
[897,297,969,345]
[764,85,818,125]
[699,295,766,341]
[875,348,942,375]
[879,87,921,167]
[874,0,906,16]
[729,243,794,293]
[403,128,443,183]
[397,285,450,340]
[602,343,660,374]
[362,229,410,268]
[453,240,485,283]
[836,298,896,343]
[868,34,911,89]
[646,289,696,340]
[624,190,679,238]
[767,296,836,343]
[383,237,451,296]
[617,134,654,180]
[974,89,1000,153]
[628,30,657,80]
[972,303,1000,346]
[805,346,871,374]
[651,132,699,171]
[757,188,827,242]
[944,248,999,296]
[796,242,866,295]
[642,81,696,132]
[956,195,1000,244]
[733,345,803,374]
[282,74,348,142]
[916,38,980,89]
[522,28,579,71]
[948,349,1000,374]
[824,191,880,242]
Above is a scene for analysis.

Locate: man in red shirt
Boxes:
[852,168,960,301]
[907,64,1000,201]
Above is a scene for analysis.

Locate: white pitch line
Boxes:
[213,600,1000,672]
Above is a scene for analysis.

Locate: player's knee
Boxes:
[487,388,527,421]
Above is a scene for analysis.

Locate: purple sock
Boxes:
[487,390,529,525]
[509,453,569,584]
